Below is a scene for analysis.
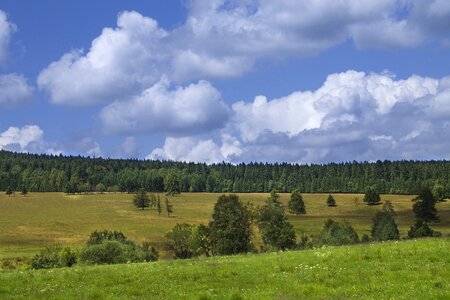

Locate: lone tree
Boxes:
[165,197,173,217]
[165,223,196,259]
[363,187,381,205]
[5,186,13,197]
[209,194,253,255]
[267,190,282,206]
[21,186,28,197]
[157,195,162,216]
[288,190,306,215]
[164,173,181,196]
[371,201,399,241]
[133,188,151,210]
[412,187,439,223]
[326,194,336,207]
[258,201,296,250]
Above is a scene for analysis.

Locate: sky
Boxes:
[1,0,450,164]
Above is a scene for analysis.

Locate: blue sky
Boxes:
[1,0,450,163]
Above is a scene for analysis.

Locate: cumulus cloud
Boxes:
[100,79,229,135]
[0,74,33,108]
[38,1,450,107]
[149,71,450,163]
[0,10,16,62]
[0,125,44,152]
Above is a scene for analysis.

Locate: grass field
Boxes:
[0,238,448,299]
[0,192,449,259]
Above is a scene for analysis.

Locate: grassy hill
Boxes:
[0,192,449,259]
[0,238,448,299]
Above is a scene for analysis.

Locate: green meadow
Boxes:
[0,238,448,299]
[0,192,449,259]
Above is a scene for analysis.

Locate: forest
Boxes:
[0,150,449,194]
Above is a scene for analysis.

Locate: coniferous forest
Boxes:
[0,150,449,195]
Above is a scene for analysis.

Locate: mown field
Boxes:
[0,238,448,299]
[0,192,449,259]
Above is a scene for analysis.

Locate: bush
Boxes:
[364,187,381,205]
[1,257,30,270]
[258,203,296,250]
[407,221,441,238]
[79,241,129,265]
[371,208,400,241]
[30,245,77,269]
[165,223,197,259]
[86,230,130,246]
[313,219,359,247]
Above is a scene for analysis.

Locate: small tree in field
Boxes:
[21,186,28,196]
[165,197,173,217]
[364,187,381,205]
[133,188,150,210]
[96,183,106,194]
[5,186,13,197]
[267,190,282,206]
[157,195,162,216]
[412,187,439,223]
[288,190,306,215]
[326,194,336,207]
[258,202,296,250]
[371,201,399,241]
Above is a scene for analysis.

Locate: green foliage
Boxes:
[371,212,399,241]
[407,220,438,238]
[86,230,130,246]
[314,219,360,247]
[96,183,106,194]
[20,186,28,196]
[413,187,439,223]
[190,224,211,257]
[288,190,306,214]
[5,186,13,196]
[267,190,281,206]
[30,245,77,269]
[209,194,253,255]
[165,173,181,196]
[363,187,381,205]
[326,194,336,207]
[133,188,151,210]
[258,203,296,250]
[361,234,371,243]
[157,195,162,216]
[165,223,197,259]
[139,241,159,262]
[432,183,447,202]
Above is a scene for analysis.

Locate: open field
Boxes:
[0,192,449,259]
[0,238,448,299]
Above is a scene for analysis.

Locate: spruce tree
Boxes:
[363,187,381,205]
[133,188,150,210]
[21,186,28,196]
[165,197,173,217]
[157,195,162,216]
[412,187,439,223]
[288,190,306,215]
[326,194,336,207]
[371,202,399,241]
[5,186,13,197]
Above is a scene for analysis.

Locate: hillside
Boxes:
[1,238,448,299]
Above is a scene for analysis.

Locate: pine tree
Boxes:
[288,190,306,215]
[5,186,13,197]
[157,195,162,216]
[21,186,28,196]
[326,194,336,207]
[363,187,381,205]
[412,187,439,223]
[133,188,150,210]
[371,202,399,241]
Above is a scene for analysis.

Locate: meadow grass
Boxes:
[0,192,449,259]
[0,238,448,299]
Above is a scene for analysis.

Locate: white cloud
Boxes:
[0,125,44,152]
[38,2,450,107]
[100,79,229,135]
[149,70,450,163]
[0,74,33,108]
[0,10,16,62]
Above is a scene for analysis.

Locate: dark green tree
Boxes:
[413,187,439,222]
[157,195,162,216]
[133,188,151,210]
[209,194,253,255]
[407,220,437,238]
[288,190,305,214]
[363,187,381,205]
[165,197,173,217]
[326,194,336,207]
[165,223,196,259]
[258,203,296,250]
[371,201,399,241]
[96,183,106,194]
[267,189,281,206]
[20,186,28,196]
[5,186,13,197]
[314,219,359,247]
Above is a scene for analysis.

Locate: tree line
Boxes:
[1,150,449,195]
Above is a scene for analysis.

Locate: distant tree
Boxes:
[165,223,196,259]
[149,193,156,208]
[20,186,28,196]
[363,187,381,205]
[133,188,151,210]
[165,173,181,196]
[5,186,13,197]
[432,183,447,202]
[371,201,399,241]
[96,183,106,194]
[413,187,439,223]
[313,219,359,247]
[288,190,306,214]
[258,202,296,250]
[267,190,281,206]
[209,194,253,255]
[190,224,211,257]
[326,194,336,207]
[86,230,130,246]
[157,195,162,216]
[165,197,173,217]
[407,220,438,238]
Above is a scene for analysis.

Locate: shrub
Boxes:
[1,257,30,270]
[258,203,296,250]
[86,230,130,246]
[407,221,441,238]
[165,223,197,259]
[79,240,128,265]
[313,219,359,247]
[30,245,77,269]
[60,246,78,267]
[371,202,400,241]
[364,187,381,205]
